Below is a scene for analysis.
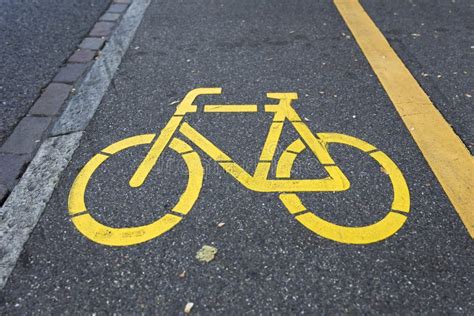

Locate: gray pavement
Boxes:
[0,0,110,146]
[362,0,474,153]
[1,0,473,314]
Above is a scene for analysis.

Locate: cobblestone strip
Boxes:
[0,0,150,289]
[0,0,132,204]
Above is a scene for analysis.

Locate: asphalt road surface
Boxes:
[364,0,473,153]
[1,0,473,314]
[0,0,110,146]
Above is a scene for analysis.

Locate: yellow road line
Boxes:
[204,104,258,112]
[334,0,474,238]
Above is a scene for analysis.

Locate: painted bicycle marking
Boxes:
[68,88,410,246]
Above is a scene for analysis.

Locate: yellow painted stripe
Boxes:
[335,0,474,237]
[279,193,307,214]
[129,116,183,187]
[204,105,258,112]
[179,122,232,161]
[258,122,284,161]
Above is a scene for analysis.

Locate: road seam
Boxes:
[0,0,151,289]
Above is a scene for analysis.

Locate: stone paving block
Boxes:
[53,63,88,83]
[29,83,72,116]
[100,13,121,22]
[89,22,115,37]
[0,117,51,154]
[79,37,105,50]
[0,153,30,189]
[68,49,96,63]
[108,4,128,13]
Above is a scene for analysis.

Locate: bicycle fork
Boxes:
[129,88,221,188]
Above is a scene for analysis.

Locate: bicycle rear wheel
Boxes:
[276,133,410,244]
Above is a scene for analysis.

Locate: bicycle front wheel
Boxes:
[68,135,203,246]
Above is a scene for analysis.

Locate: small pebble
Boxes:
[184,302,194,314]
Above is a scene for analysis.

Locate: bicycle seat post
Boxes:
[264,93,299,121]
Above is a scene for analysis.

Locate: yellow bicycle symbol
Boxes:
[68,88,410,246]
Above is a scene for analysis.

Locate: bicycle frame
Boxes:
[129,88,350,192]
[69,87,409,246]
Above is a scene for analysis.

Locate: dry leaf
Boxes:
[196,245,217,263]
[179,271,186,278]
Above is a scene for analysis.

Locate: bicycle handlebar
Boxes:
[175,88,222,115]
